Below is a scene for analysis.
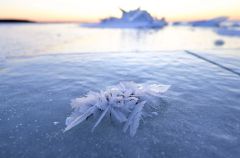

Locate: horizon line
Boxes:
[1,16,240,23]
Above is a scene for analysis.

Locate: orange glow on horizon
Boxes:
[0,0,240,22]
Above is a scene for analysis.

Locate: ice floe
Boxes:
[64,82,170,136]
[216,28,240,37]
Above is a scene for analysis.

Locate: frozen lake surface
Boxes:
[0,24,240,158]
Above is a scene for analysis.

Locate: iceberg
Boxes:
[81,8,168,29]
[173,17,228,27]
[216,28,240,37]
[189,16,228,27]
[221,20,240,28]
[64,82,170,136]
[232,21,240,27]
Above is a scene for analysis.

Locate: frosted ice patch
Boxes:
[64,82,170,136]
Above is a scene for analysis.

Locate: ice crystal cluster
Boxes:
[64,82,170,136]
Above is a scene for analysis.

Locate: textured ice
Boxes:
[1,24,240,158]
[65,82,170,136]
[81,8,167,29]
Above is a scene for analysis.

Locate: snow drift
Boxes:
[64,82,170,136]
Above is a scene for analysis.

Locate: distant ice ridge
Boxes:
[190,17,228,27]
[81,8,167,29]
[173,17,228,27]
[221,20,240,28]
[64,82,170,136]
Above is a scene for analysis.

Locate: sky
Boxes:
[0,0,240,22]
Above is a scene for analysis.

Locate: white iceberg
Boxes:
[221,20,240,28]
[190,17,228,27]
[81,8,167,29]
[232,21,240,27]
[173,17,228,27]
[64,82,170,136]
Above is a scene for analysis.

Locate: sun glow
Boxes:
[0,0,240,22]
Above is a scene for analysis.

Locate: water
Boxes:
[0,24,240,158]
[1,24,240,58]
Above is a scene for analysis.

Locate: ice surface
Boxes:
[81,8,167,29]
[192,50,240,75]
[0,24,240,158]
[65,82,170,136]
[0,54,6,65]
[1,51,239,158]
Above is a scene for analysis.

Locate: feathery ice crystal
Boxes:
[64,82,170,136]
